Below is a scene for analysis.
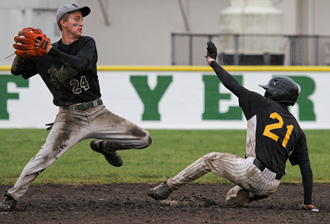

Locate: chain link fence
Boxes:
[171,33,330,66]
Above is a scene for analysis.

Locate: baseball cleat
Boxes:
[90,140,123,167]
[302,204,320,212]
[0,193,17,212]
[147,181,172,200]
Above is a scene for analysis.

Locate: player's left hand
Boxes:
[304,204,320,212]
[206,41,217,61]
[13,27,51,58]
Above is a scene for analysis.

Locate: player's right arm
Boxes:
[208,59,245,97]
[47,37,96,72]
[206,41,246,97]
[48,47,89,72]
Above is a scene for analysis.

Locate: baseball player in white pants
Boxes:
[148,42,318,212]
[0,4,152,212]
[7,105,151,201]
[166,154,279,207]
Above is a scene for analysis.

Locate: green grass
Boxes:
[0,129,329,185]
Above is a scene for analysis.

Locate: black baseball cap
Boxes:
[56,4,91,28]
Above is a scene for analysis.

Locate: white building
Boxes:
[0,0,328,66]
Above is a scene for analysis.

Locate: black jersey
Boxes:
[209,62,310,175]
[209,61,313,204]
[239,89,308,176]
[12,36,101,106]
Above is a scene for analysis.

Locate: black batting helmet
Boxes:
[259,76,299,106]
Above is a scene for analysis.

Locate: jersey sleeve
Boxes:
[48,37,97,72]
[209,61,268,121]
[293,148,313,205]
[288,131,309,165]
[76,37,97,70]
[11,56,38,79]
[238,89,268,120]
[288,131,313,204]
[209,61,245,97]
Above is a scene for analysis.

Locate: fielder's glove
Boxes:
[13,27,50,58]
[206,41,217,61]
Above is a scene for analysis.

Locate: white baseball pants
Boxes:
[8,103,152,201]
[167,153,280,201]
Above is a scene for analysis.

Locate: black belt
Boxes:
[63,99,103,111]
[253,159,282,180]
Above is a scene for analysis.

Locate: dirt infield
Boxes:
[0,183,328,223]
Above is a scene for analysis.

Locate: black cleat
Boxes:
[0,193,17,212]
[147,182,172,200]
[90,140,123,167]
[302,204,320,212]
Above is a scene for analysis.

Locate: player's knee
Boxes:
[139,131,152,149]
[203,152,220,162]
[226,187,249,208]
[204,152,218,158]
[145,132,152,147]
[201,152,218,165]
[128,127,152,148]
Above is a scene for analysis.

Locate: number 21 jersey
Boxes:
[239,89,308,176]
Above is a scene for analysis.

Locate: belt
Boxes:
[63,99,103,111]
[253,159,283,180]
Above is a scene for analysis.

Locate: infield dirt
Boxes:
[0,183,328,223]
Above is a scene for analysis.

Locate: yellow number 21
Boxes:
[263,112,294,148]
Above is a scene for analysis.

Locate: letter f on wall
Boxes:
[130,75,172,120]
[0,75,29,119]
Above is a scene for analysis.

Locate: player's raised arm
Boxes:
[206,41,245,98]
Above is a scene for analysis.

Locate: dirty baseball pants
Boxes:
[8,102,152,201]
[167,153,280,202]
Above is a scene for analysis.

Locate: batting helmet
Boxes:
[259,76,299,106]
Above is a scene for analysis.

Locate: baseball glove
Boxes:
[13,27,50,58]
[206,41,217,61]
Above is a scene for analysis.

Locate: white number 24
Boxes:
[70,76,90,94]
